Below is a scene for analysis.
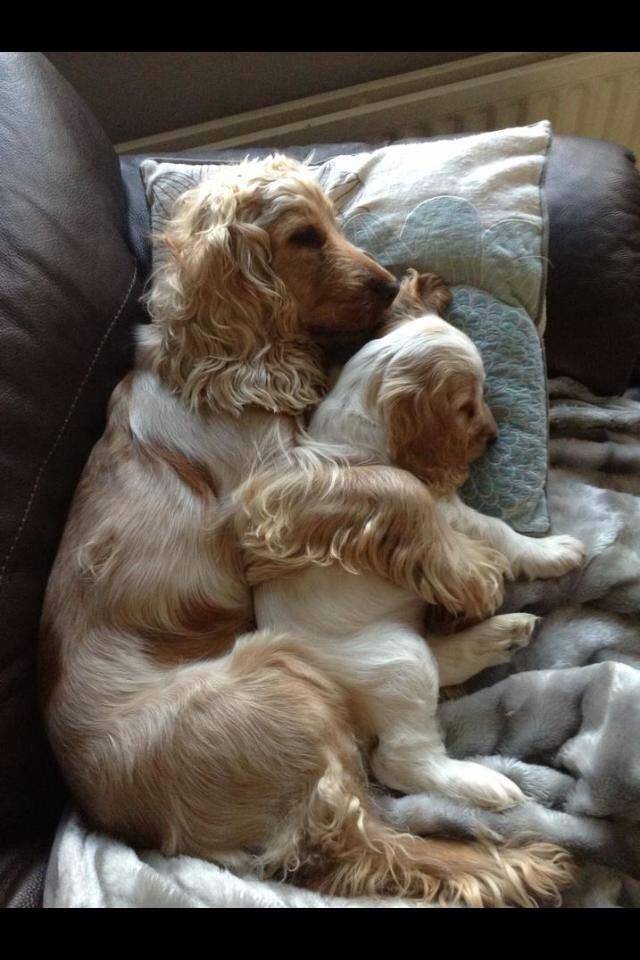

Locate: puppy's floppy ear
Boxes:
[414,272,452,317]
[379,349,471,496]
[386,270,452,324]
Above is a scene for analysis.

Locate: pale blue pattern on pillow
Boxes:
[450,287,549,533]
[341,195,543,329]
[341,199,549,534]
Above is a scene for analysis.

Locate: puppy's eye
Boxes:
[460,402,475,419]
[289,226,325,248]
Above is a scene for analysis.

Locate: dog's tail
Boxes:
[288,748,574,907]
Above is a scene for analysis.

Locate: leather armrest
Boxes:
[544,136,640,394]
[0,52,146,906]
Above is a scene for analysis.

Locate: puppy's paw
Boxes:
[436,759,526,811]
[430,613,539,685]
[450,613,539,677]
[373,751,526,810]
[482,612,540,653]
[515,535,587,581]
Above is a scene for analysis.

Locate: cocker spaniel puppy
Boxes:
[39,157,526,909]
[218,272,585,905]
[247,272,585,805]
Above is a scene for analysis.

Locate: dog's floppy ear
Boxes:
[378,346,471,496]
[156,179,298,342]
[144,177,323,414]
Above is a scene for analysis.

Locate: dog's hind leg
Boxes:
[302,620,527,812]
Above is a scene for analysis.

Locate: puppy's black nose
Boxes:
[370,277,400,307]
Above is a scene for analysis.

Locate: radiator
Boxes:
[116,52,640,161]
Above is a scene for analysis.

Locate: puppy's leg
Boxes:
[314,622,525,811]
[224,463,510,621]
[429,613,539,686]
[439,495,586,581]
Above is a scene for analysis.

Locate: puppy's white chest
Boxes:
[255,566,424,642]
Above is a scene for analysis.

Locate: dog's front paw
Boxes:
[455,540,512,621]
[417,535,510,620]
[373,749,526,810]
[515,535,586,581]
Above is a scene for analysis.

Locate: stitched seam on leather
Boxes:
[0,264,138,598]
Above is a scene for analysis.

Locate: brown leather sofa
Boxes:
[2,51,640,907]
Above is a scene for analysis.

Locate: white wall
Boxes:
[45,52,477,143]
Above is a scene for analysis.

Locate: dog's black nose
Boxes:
[370,278,400,307]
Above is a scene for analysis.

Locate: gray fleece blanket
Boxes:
[44,377,640,908]
[379,376,640,908]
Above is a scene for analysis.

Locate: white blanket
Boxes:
[44,808,421,908]
[44,379,640,909]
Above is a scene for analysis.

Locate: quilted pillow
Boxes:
[141,122,552,534]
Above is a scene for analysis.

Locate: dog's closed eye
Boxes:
[289,226,325,248]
